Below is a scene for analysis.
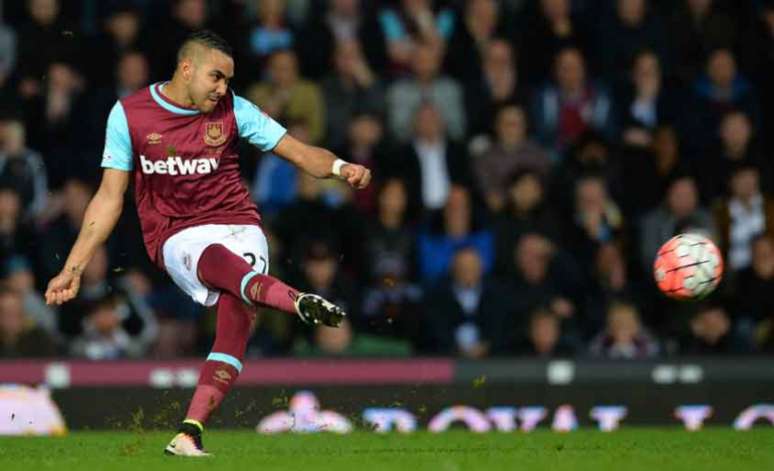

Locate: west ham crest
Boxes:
[204,121,227,147]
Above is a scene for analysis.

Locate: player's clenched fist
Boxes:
[45,271,82,305]
[340,163,371,189]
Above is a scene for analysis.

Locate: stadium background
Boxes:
[0,0,773,433]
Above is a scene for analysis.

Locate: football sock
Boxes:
[198,243,299,314]
[184,293,254,424]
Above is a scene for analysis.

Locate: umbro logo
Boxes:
[146,132,162,145]
[213,368,232,384]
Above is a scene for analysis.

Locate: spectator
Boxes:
[713,165,774,272]
[1,255,57,340]
[510,232,585,327]
[247,50,325,144]
[378,0,456,74]
[516,307,576,357]
[294,240,358,331]
[669,0,738,86]
[8,0,774,360]
[617,50,678,132]
[37,178,92,283]
[699,111,767,201]
[589,301,659,359]
[150,0,212,79]
[296,0,386,79]
[640,176,716,270]
[321,39,385,151]
[16,0,79,95]
[745,2,774,149]
[359,182,423,344]
[595,0,669,83]
[394,102,471,212]
[88,6,149,86]
[518,0,588,87]
[85,50,150,158]
[362,178,417,282]
[272,172,359,276]
[337,112,390,214]
[70,293,156,359]
[688,48,758,153]
[243,0,294,71]
[679,303,752,355]
[735,235,774,327]
[0,286,56,358]
[550,131,622,218]
[564,175,624,268]
[386,42,466,142]
[532,47,615,159]
[464,39,526,137]
[417,186,494,283]
[445,0,503,83]
[359,275,422,349]
[0,187,35,263]
[619,125,689,218]
[0,119,48,220]
[252,119,307,218]
[22,61,86,187]
[58,245,157,344]
[748,238,774,352]
[472,104,551,212]
[420,247,512,357]
[584,243,634,335]
[492,170,561,276]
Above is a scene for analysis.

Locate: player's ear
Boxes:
[180,59,193,82]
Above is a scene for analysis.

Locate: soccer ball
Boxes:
[653,233,723,300]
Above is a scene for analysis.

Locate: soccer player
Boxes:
[44,31,371,457]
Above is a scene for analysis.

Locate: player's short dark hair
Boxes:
[178,30,233,62]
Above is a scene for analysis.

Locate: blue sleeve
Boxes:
[101,101,133,171]
[233,94,287,151]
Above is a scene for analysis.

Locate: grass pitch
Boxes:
[0,429,772,471]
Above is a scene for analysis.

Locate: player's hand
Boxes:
[340,163,371,189]
[45,270,82,305]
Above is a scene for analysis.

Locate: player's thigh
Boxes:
[221,225,270,274]
[162,224,234,306]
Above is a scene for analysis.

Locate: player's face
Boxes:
[188,49,234,113]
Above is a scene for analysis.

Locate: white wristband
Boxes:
[332,159,349,177]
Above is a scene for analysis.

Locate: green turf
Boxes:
[0,429,772,471]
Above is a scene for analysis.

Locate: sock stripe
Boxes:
[239,271,261,305]
[183,418,204,433]
[206,352,243,373]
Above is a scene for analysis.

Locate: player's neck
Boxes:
[161,79,196,109]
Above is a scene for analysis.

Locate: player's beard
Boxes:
[190,86,220,113]
[198,96,219,113]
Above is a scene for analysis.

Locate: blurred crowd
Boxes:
[2,0,774,360]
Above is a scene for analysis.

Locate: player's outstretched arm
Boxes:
[45,169,130,305]
[273,134,371,189]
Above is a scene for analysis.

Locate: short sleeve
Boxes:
[101,101,133,171]
[233,95,287,151]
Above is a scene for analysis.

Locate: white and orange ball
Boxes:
[653,233,724,300]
